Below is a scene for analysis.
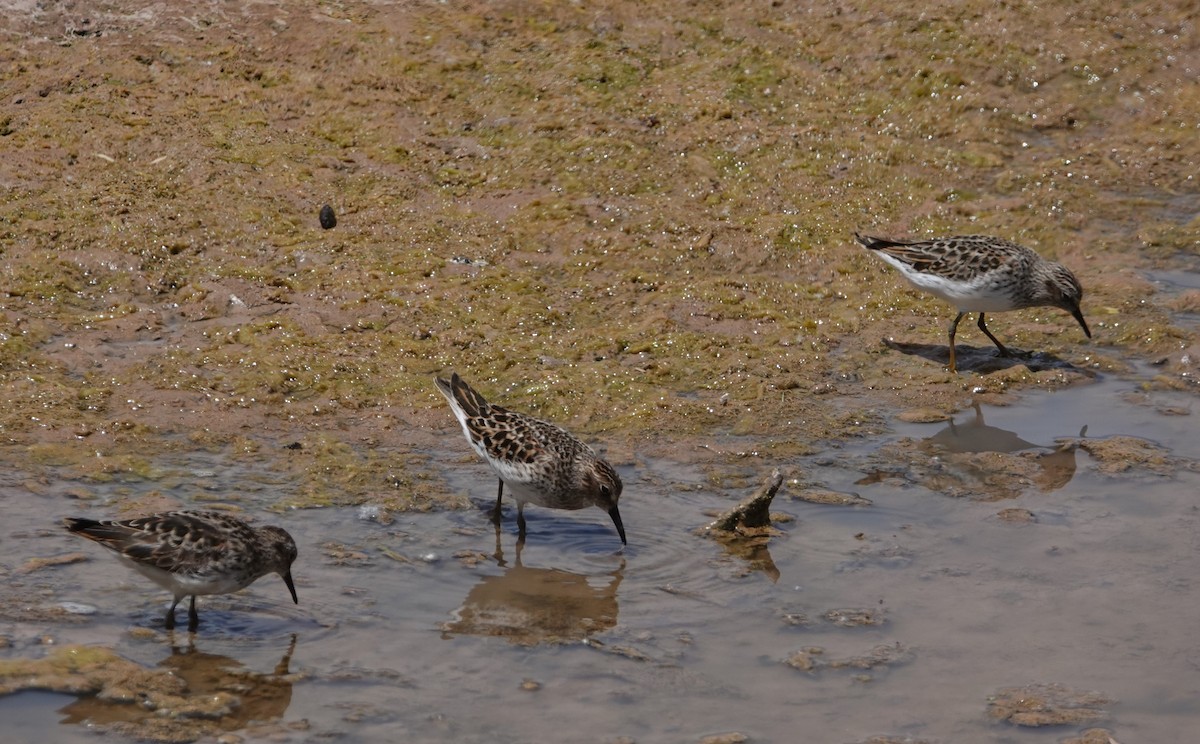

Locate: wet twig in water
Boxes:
[706,469,784,533]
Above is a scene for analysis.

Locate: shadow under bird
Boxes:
[63,510,299,632]
[435,372,626,545]
[856,233,1091,372]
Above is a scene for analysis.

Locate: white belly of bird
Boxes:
[891,263,1019,312]
[124,556,249,597]
[493,469,554,507]
[487,460,586,511]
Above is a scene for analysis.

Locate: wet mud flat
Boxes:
[3,371,1200,743]
[0,0,1197,474]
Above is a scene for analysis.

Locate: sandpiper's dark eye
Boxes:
[600,485,611,498]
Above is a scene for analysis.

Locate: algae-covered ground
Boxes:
[1,0,1197,507]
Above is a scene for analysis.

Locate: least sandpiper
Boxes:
[856,233,1091,372]
[435,372,626,545]
[63,510,299,632]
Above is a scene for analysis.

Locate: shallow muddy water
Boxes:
[3,367,1198,743]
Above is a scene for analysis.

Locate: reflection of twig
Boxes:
[707,469,784,532]
[274,633,298,676]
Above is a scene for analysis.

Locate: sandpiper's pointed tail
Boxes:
[855,233,916,250]
[62,517,132,545]
[63,516,99,534]
[855,232,946,273]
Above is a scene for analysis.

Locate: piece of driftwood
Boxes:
[701,470,786,582]
[707,469,784,533]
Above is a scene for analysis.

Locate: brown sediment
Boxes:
[987,683,1113,727]
[0,0,1195,513]
[0,642,301,743]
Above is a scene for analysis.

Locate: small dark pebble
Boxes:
[284,442,303,450]
[319,204,337,229]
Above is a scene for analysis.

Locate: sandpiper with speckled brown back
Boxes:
[435,373,626,545]
[857,233,1091,372]
[63,510,298,632]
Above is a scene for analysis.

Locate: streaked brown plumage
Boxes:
[63,510,298,632]
[856,233,1091,372]
[435,373,626,545]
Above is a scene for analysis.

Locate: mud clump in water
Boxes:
[1079,436,1180,475]
[703,470,788,581]
[823,608,886,627]
[784,642,912,676]
[986,682,1112,727]
[699,733,749,744]
[0,641,302,743]
[1062,729,1123,744]
[790,488,872,507]
[996,507,1037,524]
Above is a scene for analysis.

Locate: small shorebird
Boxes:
[856,233,1091,372]
[435,372,626,545]
[63,510,299,632]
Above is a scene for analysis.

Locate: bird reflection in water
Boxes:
[922,402,1085,493]
[441,533,623,645]
[59,634,298,737]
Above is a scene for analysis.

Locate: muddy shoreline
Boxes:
[1,1,1197,509]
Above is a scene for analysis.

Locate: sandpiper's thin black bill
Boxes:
[1071,307,1092,339]
[609,505,627,546]
[283,571,299,604]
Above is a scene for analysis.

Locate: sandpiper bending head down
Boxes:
[435,372,626,545]
[63,510,298,632]
[856,233,1090,372]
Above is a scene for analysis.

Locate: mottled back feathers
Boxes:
[436,373,579,469]
[64,510,297,585]
[435,372,625,542]
[856,233,1032,283]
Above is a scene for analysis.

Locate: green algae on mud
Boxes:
[277,434,466,512]
[0,0,1197,509]
[0,435,462,514]
[0,643,300,743]
[0,645,158,696]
